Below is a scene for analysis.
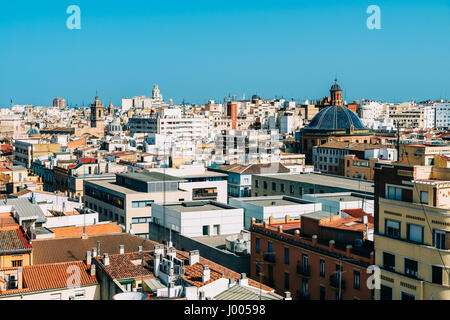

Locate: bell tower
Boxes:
[90,95,104,131]
[330,78,344,106]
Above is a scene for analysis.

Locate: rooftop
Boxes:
[118,171,184,183]
[49,222,123,239]
[165,201,236,213]
[254,173,374,193]
[31,233,158,265]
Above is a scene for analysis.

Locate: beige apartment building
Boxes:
[397,144,450,166]
[374,163,450,300]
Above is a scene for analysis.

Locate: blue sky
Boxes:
[1,0,449,106]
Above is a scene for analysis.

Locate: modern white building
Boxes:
[229,195,322,229]
[151,201,244,237]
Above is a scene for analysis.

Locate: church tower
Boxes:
[90,95,104,131]
[330,78,344,106]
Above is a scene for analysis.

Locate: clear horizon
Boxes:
[1,0,449,107]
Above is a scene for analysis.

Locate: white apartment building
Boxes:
[436,102,450,129]
[214,129,281,165]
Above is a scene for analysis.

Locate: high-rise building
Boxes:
[52,97,66,109]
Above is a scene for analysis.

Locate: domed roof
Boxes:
[304,106,366,131]
[330,79,342,92]
[26,128,39,135]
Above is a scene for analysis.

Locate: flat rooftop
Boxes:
[232,195,313,207]
[316,195,368,202]
[118,171,185,183]
[254,173,374,193]
[167,201,235,213]
[301,211,336,221]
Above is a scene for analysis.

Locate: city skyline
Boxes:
[1,0,450,106]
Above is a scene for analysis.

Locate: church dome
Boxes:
[26,128,39,135]
[304,106,366,131]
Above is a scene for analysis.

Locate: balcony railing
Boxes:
[263,252,276,263]
[296,264,311,277]
[330,274,346,290]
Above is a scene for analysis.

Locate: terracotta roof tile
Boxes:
[49,223,122,239]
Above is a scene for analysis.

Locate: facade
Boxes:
[302,192,374,216]
[397,144,450,166]
[13,139,61,168]
[151,201,244,237]
[374,163,450,300]
[90,95,105,135]
[249,212,374,300]
[436,102,450,129]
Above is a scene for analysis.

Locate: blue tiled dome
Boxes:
[305,106,366,131]
[26,129,39,135]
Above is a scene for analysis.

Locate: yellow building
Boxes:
[397,144,450,166]
[374,163,450,300]
[0,227,33,268]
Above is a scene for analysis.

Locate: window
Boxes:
[380,285,392,300]
[284,272,290,290]
[75,289,86,299]
[290,185,294,194]
[302,254,309,271]
[320,285,325,300]
[263,181,267,189]
[354,270,360,290]
[385,219,400,238]
[12,260,22,267]
[401,292,415,300]
[383,252,395,271]
[302,279,308,296]
[213,224,220,235]
[272,182,276,191]
[420,191,428,204]
[268,241,273,253]
[256,263,261,276]
[407,224,424,243]
[404,258,418,279]
[280,184,285,192]
[433,230,447,249]
[387,186,403,201]
[255,238,260,253]
[255,180,259,188]
[284,247,290,264]
[202,225,209,236]
[320,259,325,277]
[432,266,443,285]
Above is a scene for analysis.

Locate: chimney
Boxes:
[294,230,300,238]
[119,244,124,254]
[269,216,274,225]
[86,251,92,265]
[228,278,236,287]
[202,265,210,283]
[263,221,267,228]
[189,250,200,265]
[138,245,143,253]
[312,235,318,246]
[17,267,23,290]
[285,215,290,223]
[278,225,283,234]
[92,247,97,258]
[239,273,248,286]
[329,240,335,251]
[167,247,176,260]
[103,253,110,266]
[346,245,352,258]
[362,215,368,224]
[153,254,161,277]
[154,244,164,257]
[90,264,96,277]
[284,291,292,300]
[365,224,370,240]
[250,217,256,227]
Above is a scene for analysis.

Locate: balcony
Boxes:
[330,274,346,290]
[263,252,276,263]
[296,263,311,278]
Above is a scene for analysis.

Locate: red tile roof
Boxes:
[341,209,374,224]
[0,261,98,296]
[49,223,123,239]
